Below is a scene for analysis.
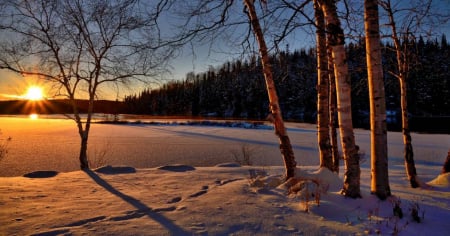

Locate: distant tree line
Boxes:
[0,100,125,115]
[124,35,449,130]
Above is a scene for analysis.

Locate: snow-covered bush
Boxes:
[284,177,328,212]
[247,168,284,188]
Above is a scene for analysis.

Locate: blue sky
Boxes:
[0,0,449,101]
[162,0,450,86]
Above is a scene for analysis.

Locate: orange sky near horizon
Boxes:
[0,68,173,102]
[0,70,50,101]
[0,69,127,101]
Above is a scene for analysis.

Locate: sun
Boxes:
[24,86,44,101]
[29,113,39,120]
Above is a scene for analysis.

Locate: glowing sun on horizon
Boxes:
[29,113,39,119]
[24,86,44,101]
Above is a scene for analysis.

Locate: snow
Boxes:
[0,117,449,235]
[428,173,450,188]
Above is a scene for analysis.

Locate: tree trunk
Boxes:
[383,0,419,188]
[79,133,89,169]
[314,0,333,171]
[442,150,450,174]
[328,45,340,173]
[320,0,361,198]
[75,114,90,170]
[70,97,90,170]
[80,86,96,169]
[400,78,419,187]
[243,0,297,180]
[364,0,391,200]
[71,91,95,170]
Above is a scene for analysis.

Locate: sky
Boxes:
[0,0,449,101]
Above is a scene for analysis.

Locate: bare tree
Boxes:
[243,0,297,180]
[364,0,391,200]
[378,0,449,187]
[318,0,361,198]
[313,0,333,171]
[0,0,173,169]
[378,0,423,188]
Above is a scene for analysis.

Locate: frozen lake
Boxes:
[1,116,449,177]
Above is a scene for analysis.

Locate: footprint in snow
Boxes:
[167,196,182,204]
[153,206,177,212]
[189,189,207,198]
[190,222,207,234]
[189,185,209,198]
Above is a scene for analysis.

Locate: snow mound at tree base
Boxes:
[428,173,450,188]
[290,167,342,192]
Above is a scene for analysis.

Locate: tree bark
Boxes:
[73,102,91,170]
[442,150,450,174]
[70,97,90,170]
[314,0,333,171]
[79,133,89,169]
[328,45,340,173]
[364,0,391,200]
[243,0,297,180]
[72,90,95,170]
[320,0,361,198]
[400,78,419,187]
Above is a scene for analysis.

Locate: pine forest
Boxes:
[124,36,450,132]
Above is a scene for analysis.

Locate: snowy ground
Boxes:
[0,117,449,235]
[0,117,323,177]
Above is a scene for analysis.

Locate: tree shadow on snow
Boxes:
[83,169,190,235]
[148,126,317,152]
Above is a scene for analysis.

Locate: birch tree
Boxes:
[314,0,333,171]
[243,0,297,180]
[318,0,361,198]
[379,0,421,188]
[364,0,391,200]
[0,0,173,169]
[328,44,340,173]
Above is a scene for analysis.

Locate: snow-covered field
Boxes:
[0,116,449,235]
[0,117,323,177]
